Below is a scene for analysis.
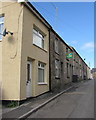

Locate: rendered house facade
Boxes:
[0,2,50,101]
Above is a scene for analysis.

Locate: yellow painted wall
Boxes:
[1,2,49,100]
[20,5,49,100]
[1,2,23,100]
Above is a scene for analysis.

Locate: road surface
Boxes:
[28,80,94,118]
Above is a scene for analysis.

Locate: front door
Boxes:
[26,61,32,98]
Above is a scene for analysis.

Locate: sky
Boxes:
[30,2,94,68]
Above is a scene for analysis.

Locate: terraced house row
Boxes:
[0,1,91,101]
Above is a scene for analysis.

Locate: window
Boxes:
[61,62,63,72]
[67,63,69,78]
[38,62,45,83]
[33,28,44,49]
[0,16,4,41]
[55,59,60,78]
[55,38,59,53]
[79,59,80,64]
[66,47,68,53]
[66,47,69,60]
[80,69,82,76]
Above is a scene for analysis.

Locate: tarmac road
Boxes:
[28,79,94,118]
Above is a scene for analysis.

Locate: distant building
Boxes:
[70,47,91,81]
[91,68,96,79]
[91,68,96,73]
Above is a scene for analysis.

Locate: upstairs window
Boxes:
[66,47,69,60]
[33,28,44,49]
[55,38,59,54]
[0,16,4,41]
[66,47,68,53]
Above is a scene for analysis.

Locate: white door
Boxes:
[26,61,32,98]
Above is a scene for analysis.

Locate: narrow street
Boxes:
[28,80,94,118]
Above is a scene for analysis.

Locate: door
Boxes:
[26,61,32,98]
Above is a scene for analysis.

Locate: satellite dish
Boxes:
[3,29,8,36]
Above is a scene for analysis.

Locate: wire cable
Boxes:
[10,7,23,59]
[32,2,55,19]
[50,2,57,10]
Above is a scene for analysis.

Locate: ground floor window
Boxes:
[67,63,69,78]
[55,59,60,78]
[38,62,45,83]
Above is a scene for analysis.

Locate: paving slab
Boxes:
[1,81,86,119]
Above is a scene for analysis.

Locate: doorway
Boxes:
[26,61,32,98]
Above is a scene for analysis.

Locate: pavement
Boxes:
[28,79,94,118]
[1,80,91,119]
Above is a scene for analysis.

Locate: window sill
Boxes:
[55,51,59,55]
[67,76,70,78]
[66,58,69,61]
[33,44,47,53]
[55,77,60,79]
[38,82,47,85]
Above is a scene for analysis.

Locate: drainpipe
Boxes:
[49,29,51,91]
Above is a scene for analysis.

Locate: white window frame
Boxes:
[67,63,68,77]
[55,59,60,78]
[33,28,44,49]
[38,62,46,84]
[0,16,4,41]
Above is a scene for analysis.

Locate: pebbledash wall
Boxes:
[49,29,74,92]
[0,1,91,101]
[71,47,90,81]
[49,30,91,92]
[1,2,50,101]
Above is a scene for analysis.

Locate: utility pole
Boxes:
[89,62,90,68]
[51,3,58,29]
[55,7,58,29]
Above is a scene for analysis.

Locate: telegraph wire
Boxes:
[31,2,59,29]
[1,2,85,44]
[31,2,55,19]
[50,2,57,10]
[50,2,84,34]
[31,2,83,35]
[0,2,85,35]
[10,7,23,59]
[49,2,58,29]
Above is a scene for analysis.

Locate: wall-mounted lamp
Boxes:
[3,29,13,36]
[0,28,13,37]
